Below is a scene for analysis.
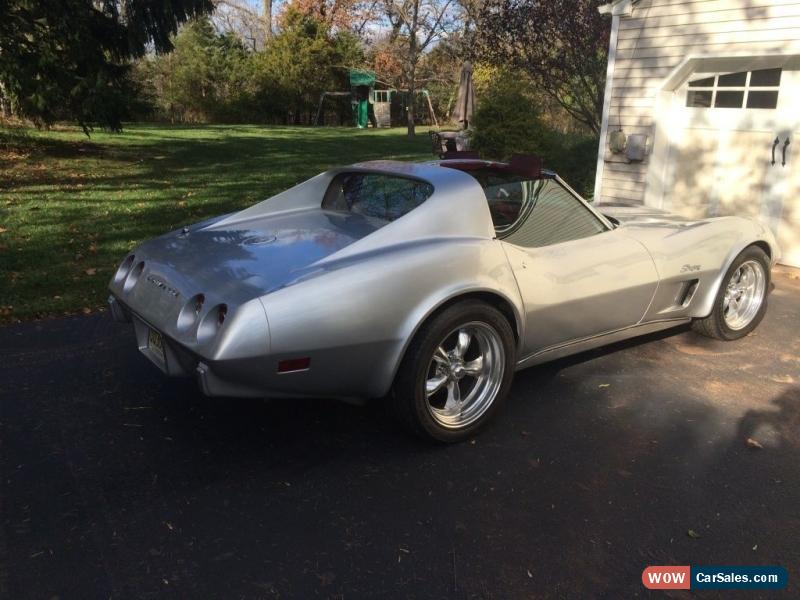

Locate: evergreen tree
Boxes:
[0,0,213,131]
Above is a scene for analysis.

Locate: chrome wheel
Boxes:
[424,322,505,429]
[723,260,766,330]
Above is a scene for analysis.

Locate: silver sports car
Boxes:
[108,155,780,441]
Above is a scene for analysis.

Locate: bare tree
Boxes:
[283,0,384,35]
[212,0,271,50]
[382,0,460,136]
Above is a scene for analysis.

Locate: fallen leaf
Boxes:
[82,307,92,314]
[85,268,97,276]
[746,438,764,449]
[527,569,533,579]
[598,383,611,388]
[0,227,7,233]
[687,529,701,539]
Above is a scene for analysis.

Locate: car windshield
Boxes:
[322,172,434,223]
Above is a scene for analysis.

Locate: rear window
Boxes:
[452,167,607,245]
[322,173,434,223]
[464,170,539,231]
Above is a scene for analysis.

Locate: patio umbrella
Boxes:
[454,61,475,130]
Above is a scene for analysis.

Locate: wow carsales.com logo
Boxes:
[642,566,788,590]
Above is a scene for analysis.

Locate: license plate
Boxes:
[147,327,165,362]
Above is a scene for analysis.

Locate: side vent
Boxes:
[679,279,699,308]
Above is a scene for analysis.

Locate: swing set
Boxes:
[314,69,438,128]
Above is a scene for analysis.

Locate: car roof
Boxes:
[430,158,557,179]
[350,159,557,188]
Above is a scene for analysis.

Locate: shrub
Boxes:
[545,133,600,198]
[471,66,599,198]
[471,67,553,161]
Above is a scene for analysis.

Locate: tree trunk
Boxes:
[0,80,11,119]
[405,53,417,137]
[406,91,416,136]
[263,0,272,40]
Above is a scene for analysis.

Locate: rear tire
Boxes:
[692,246,770,341]
[390,300,516,443]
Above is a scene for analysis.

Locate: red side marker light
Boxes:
[277,357,311,373]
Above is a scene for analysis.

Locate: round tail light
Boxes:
[177,293,206,332]
[113,255,136,284]
[197,303,229,344]
[122,261,145,293]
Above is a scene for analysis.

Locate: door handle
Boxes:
[772,137,780,165]
[782,138,791,167]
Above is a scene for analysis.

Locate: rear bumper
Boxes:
[195,361,275,398]
[108,294,332,399]
[108,293,396,401]
[110,294,197,378]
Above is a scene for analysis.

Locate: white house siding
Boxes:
[596,0,800,205]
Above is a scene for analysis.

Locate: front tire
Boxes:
[692,245,770,341]
[390,300,516,443]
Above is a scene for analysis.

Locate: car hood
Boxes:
[594,203,701,226]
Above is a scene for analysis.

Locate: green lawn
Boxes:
[0,124,431,323]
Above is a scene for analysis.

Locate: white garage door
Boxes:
[663,66,799,267]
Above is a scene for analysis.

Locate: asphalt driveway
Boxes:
[1,268,798,599]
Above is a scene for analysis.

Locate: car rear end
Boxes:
[108,244,273,397]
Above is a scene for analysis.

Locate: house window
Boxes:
[686,68,781,109]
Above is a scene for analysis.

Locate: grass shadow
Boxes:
[0,124,432,322]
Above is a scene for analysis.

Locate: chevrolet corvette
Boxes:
[108,155,779,441]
